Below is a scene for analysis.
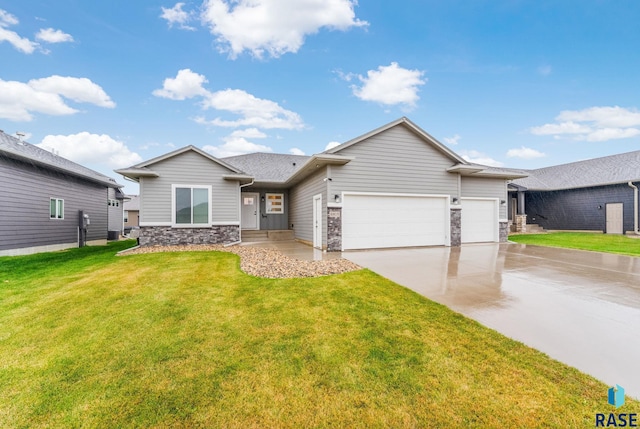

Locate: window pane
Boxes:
[50,199,56,218]
[192,188,209,224]
[57,200,64,219]
[176,188,191,224]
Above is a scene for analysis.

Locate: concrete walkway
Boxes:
[344,243,640,399]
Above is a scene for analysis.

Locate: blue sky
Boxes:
[1,1,639,194]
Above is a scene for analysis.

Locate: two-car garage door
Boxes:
[342,194,449,250]
[341,194,498,250]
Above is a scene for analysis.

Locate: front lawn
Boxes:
[0,242,636,428]
[509,232,640,256]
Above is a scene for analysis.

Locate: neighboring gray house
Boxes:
[116,117,526,251]
[510,150,640,234]
[0,131,124,256]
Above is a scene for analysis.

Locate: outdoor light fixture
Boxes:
[598,205,603,210]
[334,194,341,203]
[452,197,459,204]
[500,200,506,205]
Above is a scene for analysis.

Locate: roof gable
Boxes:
[325,117,468,164]
[133,145,244,174]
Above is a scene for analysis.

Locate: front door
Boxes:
[241,192,259,230]
[313,194,322,249]
[606,203,623,234]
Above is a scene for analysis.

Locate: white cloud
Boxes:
[325,141,341,151]
[0,9,38,53]
[201,0,368,58]
[351,62,426,109]
[38,132,142,169]
[152,68,208,100]
[29,76,115,108]
[160,3,196,30]
[537,65,552,76]
[35,28,74,43]
[506,146,546,159]
[0,76,115,121]
[459,150,503,167]
[203,135,273,158]
[230,128,267,139]
[530,106,640,142]
[289,147,305,155]
[443,134,460,146]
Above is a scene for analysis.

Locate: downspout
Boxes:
[629,182,639,235]
[229,179,255,245]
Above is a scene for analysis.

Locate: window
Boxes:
[50,198,64,219]
[173,185,211,226]
[265,193,284,214]
[124,211,129,223]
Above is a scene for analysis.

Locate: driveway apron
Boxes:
[344,243,640,399]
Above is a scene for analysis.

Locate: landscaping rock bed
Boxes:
[120,244,361,279]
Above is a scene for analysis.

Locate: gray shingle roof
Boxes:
[222,152,311,182]
[124,194,140,211]
[513,150,640,191]
[0,131,121,188]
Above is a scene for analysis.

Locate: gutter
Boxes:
[629,182,639,235]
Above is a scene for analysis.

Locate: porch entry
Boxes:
[606,203,623,234]
[241,192,259,230]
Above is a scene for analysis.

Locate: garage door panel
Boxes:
[342,194,448,250]
[461,199,497,243]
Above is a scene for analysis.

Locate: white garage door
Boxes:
[342,194,448,250]
[461,198,498,243]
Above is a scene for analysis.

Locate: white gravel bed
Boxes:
[119,244,361,279]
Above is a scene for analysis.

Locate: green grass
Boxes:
[510,232,640,256]
[0,242,637,428]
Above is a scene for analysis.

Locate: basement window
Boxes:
[265,193,284,214]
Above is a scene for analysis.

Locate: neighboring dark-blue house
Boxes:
[509,150,640,234]
[0,130,125,256]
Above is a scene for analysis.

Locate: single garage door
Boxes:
[461,198,498,243]
[342,194,448,250]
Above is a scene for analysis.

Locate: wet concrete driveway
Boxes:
[344,243,640,399]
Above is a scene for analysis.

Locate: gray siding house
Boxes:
[116,118,526,251]
[510,150,640,234]
[0,131,124,256]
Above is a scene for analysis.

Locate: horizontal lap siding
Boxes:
[0,157,108,251]
[289,168,326,245]
[329,125,458,197]
[140,151,239,224]
[525,185,636,232]
[461,177,508,219]
[107,187,123,232]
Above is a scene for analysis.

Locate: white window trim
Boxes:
[50,198,64,220]
[265,193,284,214]
[171,184,212,228]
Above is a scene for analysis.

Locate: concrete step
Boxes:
[525,223,546,233]
[241,230,294,242]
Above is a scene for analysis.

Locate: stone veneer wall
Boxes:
[139,226,239,246]
[450,207,461,247]
[327,207,342,252]
[499,221,509,242]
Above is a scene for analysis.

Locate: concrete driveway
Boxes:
[344,243,640,399]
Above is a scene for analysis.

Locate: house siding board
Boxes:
[330,125,458,196]
[0,156,108,251]
[461,177,508,219]
[107,187,123,232]
[139,151,240,224]
[289,168,327,245]
[241,187,289,230]
[524,184,636,232]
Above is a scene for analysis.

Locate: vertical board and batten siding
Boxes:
[329,125,458,197]
[524,185,636,232]
[140,151,240,224]
[289,168,327,245]
[461,177,508,219]
[241,187,289,230]
[0,157,108,252]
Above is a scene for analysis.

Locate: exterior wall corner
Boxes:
[327,206,342,252]
[450,207,461,247]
